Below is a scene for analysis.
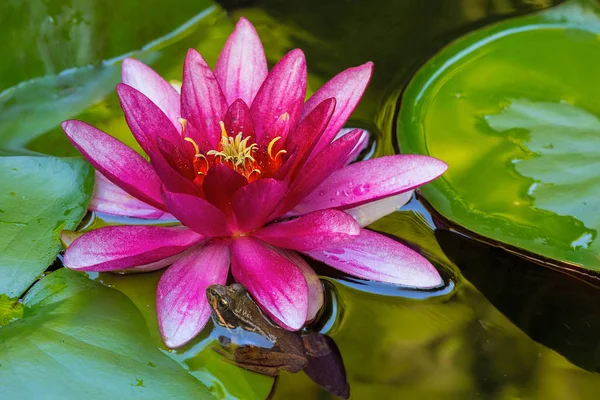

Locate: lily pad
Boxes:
[0,154,93,298]
[0,268,213,398]
[398,0,600,272]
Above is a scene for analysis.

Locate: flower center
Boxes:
[181,118,288,184]
[205,122,260,177]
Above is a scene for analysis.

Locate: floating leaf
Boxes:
[0,269,213,398]
[0,154,93,297]
[399,0,600,271]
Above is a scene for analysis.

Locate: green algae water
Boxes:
[2,0,600,399]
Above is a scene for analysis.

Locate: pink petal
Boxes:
[261,112,291,146]
[305,229,442,288]
[215,17,268,106]
[181,49,228,148]
[158,242,230,348]
[301,62,373,159]
[254,210,360,251]
[272,248,323,323]
[336,128,370,165]
[203,163,247,217]
[130,254,184,272]
[161,188,230,237]
[292,155,448,215]
[230,237,309,330]
[117,83,198,195]
[64,226,203,272]
[62,120,165,210]
[231,178,288,232]
[251,49,307,144]
[345,191,414,227]
[117,83,184,154]
[122,58,181,131]
[90,172,174,219]
[285,98,336,177]
[223,99,254,138]
[278,129,364,214]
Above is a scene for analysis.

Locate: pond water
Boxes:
[5,0,600,398]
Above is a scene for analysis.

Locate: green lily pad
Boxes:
[0,154,94,298]
[0,268,213,398]
[398,0,600,272]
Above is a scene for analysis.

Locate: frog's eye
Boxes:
[218,297,229,309]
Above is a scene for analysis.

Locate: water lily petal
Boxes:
[301,62,373,158]
[285,98,336,176]
[231,178,288,232]
[230,237,309,330]
[305,229,443,288]
[117,83,198,195]
[117,83,184,153]
[251,49,306,143]
[122,58,181,131]
[62,120,165,210]
[261,111,291,146]
[254,210,360,251]
[161,188,230,237]
[345,191,413,227]
[335,128,370,165]
[272,248,323,323]
[129,254,184,272]
[203,163,247,217]
[215,17,268,106]
[181,49,228,148]
[278,129,364,214]
[157,242,230,348]
[291,155,448,215]
[223,99,254,138]
[90,172,174,219]
[64,226,202,272]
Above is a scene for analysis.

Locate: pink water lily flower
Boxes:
[62,18,447,348]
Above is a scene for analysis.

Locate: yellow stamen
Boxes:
[207,130,258,170]
[184,137,200,154]
[267,137,282,159]
[219,121,228,138]
[274,149,287,161]
[178,118,188,133]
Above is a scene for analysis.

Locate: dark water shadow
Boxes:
[436,228,600,372]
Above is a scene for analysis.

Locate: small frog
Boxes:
[206,283,308,376]
[206,283,349,399]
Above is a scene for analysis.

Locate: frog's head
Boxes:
[206,283,248,329]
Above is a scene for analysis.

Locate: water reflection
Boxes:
[437,228,600,372]
[206,283,350,398]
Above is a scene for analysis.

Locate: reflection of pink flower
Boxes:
[62,18,447,348]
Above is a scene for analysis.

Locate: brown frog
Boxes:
[206,283,350,398]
